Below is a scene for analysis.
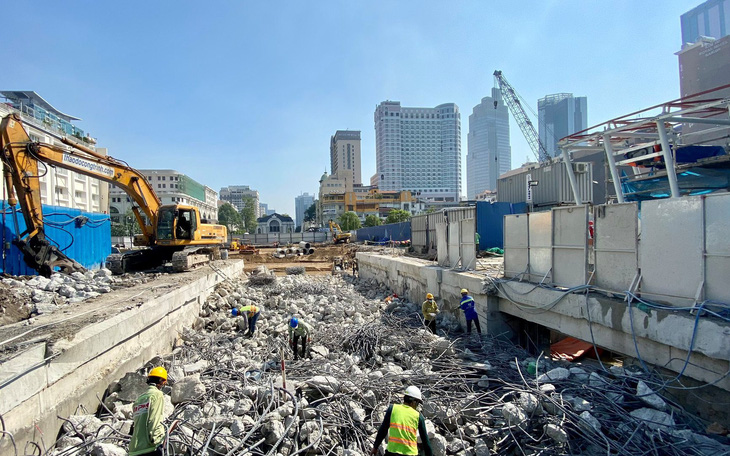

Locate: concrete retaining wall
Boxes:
[0,261,244,453]
[356,252,508,335]
[357,252,730,392]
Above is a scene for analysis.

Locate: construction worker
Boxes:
[129,367,168,456]
[232,304,261,338]
[422,293,439,333]
[371,385,433,456]
[288,317,312,360]
[459,289,481,335]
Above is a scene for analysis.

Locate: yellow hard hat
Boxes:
[149,366,168,380]
[460,289,468,294]
[426,293,434,299]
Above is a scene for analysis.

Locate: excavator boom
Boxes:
[1,114,225,276]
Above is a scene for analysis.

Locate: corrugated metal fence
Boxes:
[354,222,411,243]
[1,204,111,275]
[411,207,475,252]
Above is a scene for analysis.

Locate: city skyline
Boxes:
[1,1,696,215]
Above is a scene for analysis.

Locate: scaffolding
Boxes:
[558,85,730,203]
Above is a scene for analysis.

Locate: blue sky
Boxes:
[2,1,694,215]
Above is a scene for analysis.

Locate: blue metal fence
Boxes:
[355,222,411,244]
[1,203,111,275]
[476,201,527,249]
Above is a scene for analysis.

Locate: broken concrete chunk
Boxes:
[636,380,667,411]
[171,374,206,404]
[537,367,570,383]
[580,411,602,433]
[630,408,675,430]
[502,403,527,426]
[545,423,568,443]
[62,415,104,437]
[518,392,540,414]
[90,442,127,456]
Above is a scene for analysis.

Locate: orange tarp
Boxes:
[550,337,603,361]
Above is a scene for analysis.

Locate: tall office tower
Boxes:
[294,192,315,229]
[467,88,511,198]
[219,185,260,218]
[538,94,587,158]
[681,0,729,45]
[374,101,461,203]
[330,130,362,187]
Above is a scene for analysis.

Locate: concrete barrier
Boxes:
[0,261,244,453]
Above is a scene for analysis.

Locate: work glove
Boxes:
[429,313,437,318]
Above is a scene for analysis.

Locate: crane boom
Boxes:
[493,70,550,163]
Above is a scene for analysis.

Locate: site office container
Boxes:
[497,161,593,207]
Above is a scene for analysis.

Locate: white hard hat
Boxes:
[404,385,422,402]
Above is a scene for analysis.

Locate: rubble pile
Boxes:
[46,274,729,456]
[0,269,159,319]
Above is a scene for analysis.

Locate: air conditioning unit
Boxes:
[572,163,588,173]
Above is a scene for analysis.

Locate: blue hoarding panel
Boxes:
[355,222,411,243]
[0,203,111,276]
[476,201,527,249]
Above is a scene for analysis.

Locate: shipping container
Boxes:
[1,203,111,276]
[497,161,593,207]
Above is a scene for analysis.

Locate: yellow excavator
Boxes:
[0,113,227,276]
[328,219,351,244]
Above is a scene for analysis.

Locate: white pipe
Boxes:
[603,135,625,203]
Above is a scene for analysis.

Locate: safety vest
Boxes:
[240,305,259,316]
[387,403,420,455]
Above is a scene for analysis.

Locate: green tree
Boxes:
[385,209,411,224]
[218,203,242,232]
[304,203,317,222]
[364,214,382,227]
[240,196,258,233]
[111,209,141,237]
[338,211,361,231]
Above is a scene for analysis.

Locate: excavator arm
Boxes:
[1,114,161,276]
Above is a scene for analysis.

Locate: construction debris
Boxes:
[0,269,160,325]
[42,273,730,456]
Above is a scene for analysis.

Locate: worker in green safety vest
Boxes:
[371,386,433,456]
[129,367,168,456]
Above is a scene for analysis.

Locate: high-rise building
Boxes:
[294,192,315,229]
[467,88,511,198]
[681,0,730,45]
[219,185,260,218]
[374,101,461,203]
[110,169,218,222]
[538,94,587,158]
[330,130,361,187]
[0,91,108,214]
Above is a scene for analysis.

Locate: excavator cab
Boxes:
[156,205,196,241]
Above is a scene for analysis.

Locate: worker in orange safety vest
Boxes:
[371,386,433,456]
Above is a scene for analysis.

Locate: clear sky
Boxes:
[1,1,694,216]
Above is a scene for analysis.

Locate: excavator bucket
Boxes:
[14,235,86,277]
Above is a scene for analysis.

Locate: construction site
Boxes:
[2,12,730,456]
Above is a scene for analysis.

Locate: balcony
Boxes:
[1,99,97,147]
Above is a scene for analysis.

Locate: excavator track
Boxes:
[171,247,221,272]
